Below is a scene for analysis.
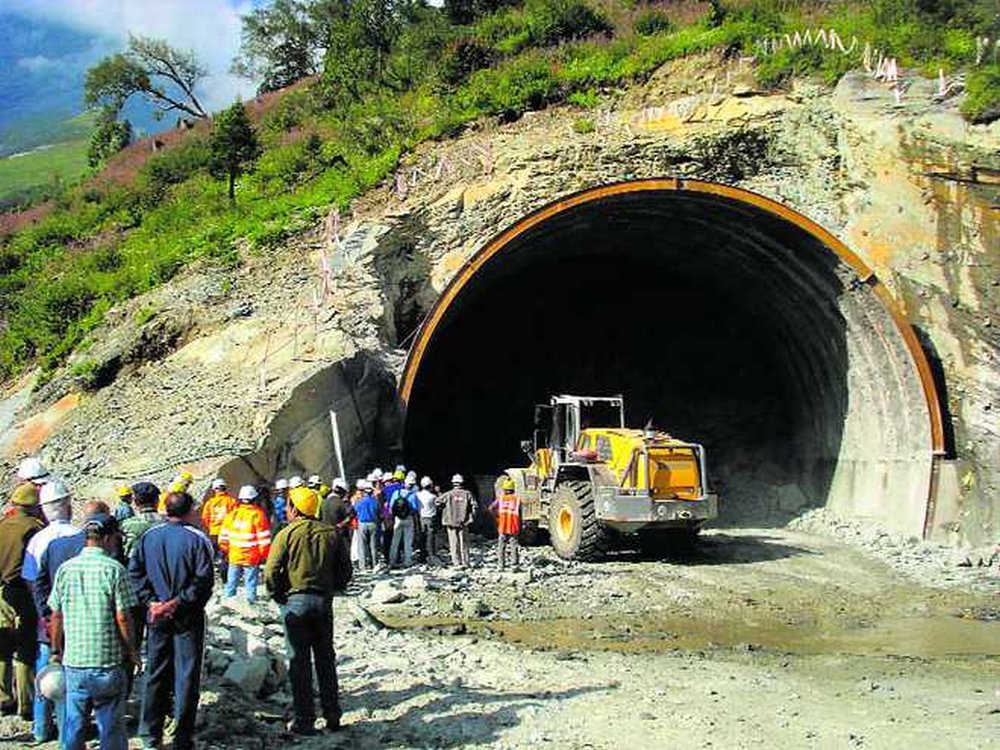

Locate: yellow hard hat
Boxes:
[116,485,133,499]
[393,469,405,481]
[168,480,187,494]
[10,484,39,507]
[178,470,194,484]
[500,476,515,491]
[289,486,319,517]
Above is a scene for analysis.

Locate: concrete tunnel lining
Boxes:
[400,179,945,537]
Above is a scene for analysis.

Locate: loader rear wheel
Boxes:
[548,480,609,561]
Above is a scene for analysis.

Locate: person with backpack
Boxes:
[264,486,351,735]
[388,474,417,568]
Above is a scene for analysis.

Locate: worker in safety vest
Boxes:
[200,478,236,580]
[490,476,522,571]
[219,486,271,604]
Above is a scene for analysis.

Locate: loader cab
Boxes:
[538,395,624,466]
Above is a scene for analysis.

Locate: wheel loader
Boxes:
[502,395,718,560]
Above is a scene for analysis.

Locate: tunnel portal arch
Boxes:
[401,178,945,537]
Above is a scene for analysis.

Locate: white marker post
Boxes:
[330,410,347,482]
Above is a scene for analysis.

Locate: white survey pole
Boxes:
[330,410,347,481]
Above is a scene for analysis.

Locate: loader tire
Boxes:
[548,480,609,561]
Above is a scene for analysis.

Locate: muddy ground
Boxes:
[2,527,997,749]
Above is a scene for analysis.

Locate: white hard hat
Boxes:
[238,485,258,501]
[394,464,406,474]
[420,476,433,488]
[288,475,304,488]
[371,468,384,481]
[404,473,416,486]
[211,478,226,489]
[36,664,65,701]
[332,477,348,492]
[358,479,373,491]
[307,474,321,487]
[39,480,70,504]
[17,457,48,483]
[274,478,289,490]
[451,474,464,485]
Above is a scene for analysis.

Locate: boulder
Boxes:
[370,581,407,605]
[402,574,429,592]
[223,656,272,695]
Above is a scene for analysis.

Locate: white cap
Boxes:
[358,479,373,491]
[371,468,384,481]
[211,478,226,489]
[308,474,321,487]
[39,480,70,504]
[17,457,48,483]
[332,477,348,492]
[366,471,379,483]
[238,485,258,501]
[420,476,433,488]
[274,478,288,490]
[404,473,417,486]
[451,473,464,485]
[289,475,304,488]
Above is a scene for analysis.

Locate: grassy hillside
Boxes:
[0,139,89,211]
[0,0,997,384]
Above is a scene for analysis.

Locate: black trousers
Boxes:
[139,615,204,750]
[285,593,340,728]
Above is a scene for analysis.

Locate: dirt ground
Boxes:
[2,527,997,749]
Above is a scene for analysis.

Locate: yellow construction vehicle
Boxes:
[502,395,718,560]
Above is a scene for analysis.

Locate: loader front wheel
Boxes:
[548,480,608,561]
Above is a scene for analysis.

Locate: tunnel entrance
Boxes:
[402,180,944,535]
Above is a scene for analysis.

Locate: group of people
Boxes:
[0,457,351,748]
[0,456,524,748]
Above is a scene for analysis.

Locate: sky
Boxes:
[0,0,262,149]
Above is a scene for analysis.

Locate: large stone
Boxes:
[370,581,407,605]
[221,615,266,638]
[223,656,272,695]
[402,574,429,592]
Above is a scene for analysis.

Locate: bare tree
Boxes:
[85,34,209,121]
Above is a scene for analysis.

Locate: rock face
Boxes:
[1,54,996,545]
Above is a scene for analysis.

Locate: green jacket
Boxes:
[264,517,351,603]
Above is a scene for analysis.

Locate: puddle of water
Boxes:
[383,613,1000,660]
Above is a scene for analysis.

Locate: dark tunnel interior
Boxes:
[404,191,854,524]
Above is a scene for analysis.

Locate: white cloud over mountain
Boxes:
[5,0,259,110]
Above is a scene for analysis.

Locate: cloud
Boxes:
[16,55,59,73]
[5,0,259,110]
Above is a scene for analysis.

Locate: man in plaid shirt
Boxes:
[49,512,139,750]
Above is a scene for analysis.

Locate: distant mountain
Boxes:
[0,12,164,157]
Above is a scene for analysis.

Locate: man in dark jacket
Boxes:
[265,486,350,735]
[129,492,214,750]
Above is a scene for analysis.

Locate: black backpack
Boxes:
[391,492,412,519]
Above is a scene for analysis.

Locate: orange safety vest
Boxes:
[219,503,272,566]
[496,493,521,536]
[201,491,236,537]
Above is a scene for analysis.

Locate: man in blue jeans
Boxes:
[48,512,139,750]
[129,491,214,750]
[264,486,351,734]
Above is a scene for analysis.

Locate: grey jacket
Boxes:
[437,488,476,528]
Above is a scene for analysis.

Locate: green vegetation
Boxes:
[0,140,90,211]
[1,0,997,383]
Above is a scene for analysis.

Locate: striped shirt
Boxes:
[48,547,137,667]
